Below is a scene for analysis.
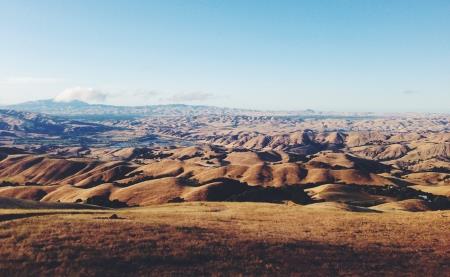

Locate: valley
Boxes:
[0,102,448,210]
[0,102,449,275]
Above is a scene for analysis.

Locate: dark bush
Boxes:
[85,195,129,208]
[228,185,312,204]
[430,196,450,210]
[167,197,185,203]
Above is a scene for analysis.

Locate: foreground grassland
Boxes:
[0,202,449,276]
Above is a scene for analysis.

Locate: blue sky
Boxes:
[0,0,449,112]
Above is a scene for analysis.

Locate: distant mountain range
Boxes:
[0,109,111,136]
[4,99,243,118]
[2,99,373,118]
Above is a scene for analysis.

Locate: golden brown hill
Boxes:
[377,144,409,160]
[0,150,395,194]
[372,199,432,212]
[0,196,103,209]
[346,132,389,147]
[302,202,379,212]
[301,168,392,186]
[42,183,118,203]
[111,177,187,206]
[400,142,449,162]
[0,155,136,187]
[415,185,450,197]
[315,132,346,145]
[404,172,450,186]
[182,179,249,201]
[0,186,58,201]
[168,145,227,161]
[0,144,447,209]
[306,152,391,173]
[224,150,284,165]
[306,184,394,206]
[406,159,450,173]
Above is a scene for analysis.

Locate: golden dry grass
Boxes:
[0,202,449,276]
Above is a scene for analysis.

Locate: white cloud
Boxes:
[54,87,108,103]
[162,92,215,103]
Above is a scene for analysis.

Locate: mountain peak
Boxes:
[53,99,90,106]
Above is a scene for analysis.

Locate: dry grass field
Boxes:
[0,202,449,276]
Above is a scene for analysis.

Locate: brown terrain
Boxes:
[0,203,449,276]
[0,106,449,275]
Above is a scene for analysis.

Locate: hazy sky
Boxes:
[0,0,449,112]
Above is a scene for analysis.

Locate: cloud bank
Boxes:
[54,87,108,103]
[53,88,214,105]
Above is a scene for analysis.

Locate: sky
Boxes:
[0,0,449,112]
